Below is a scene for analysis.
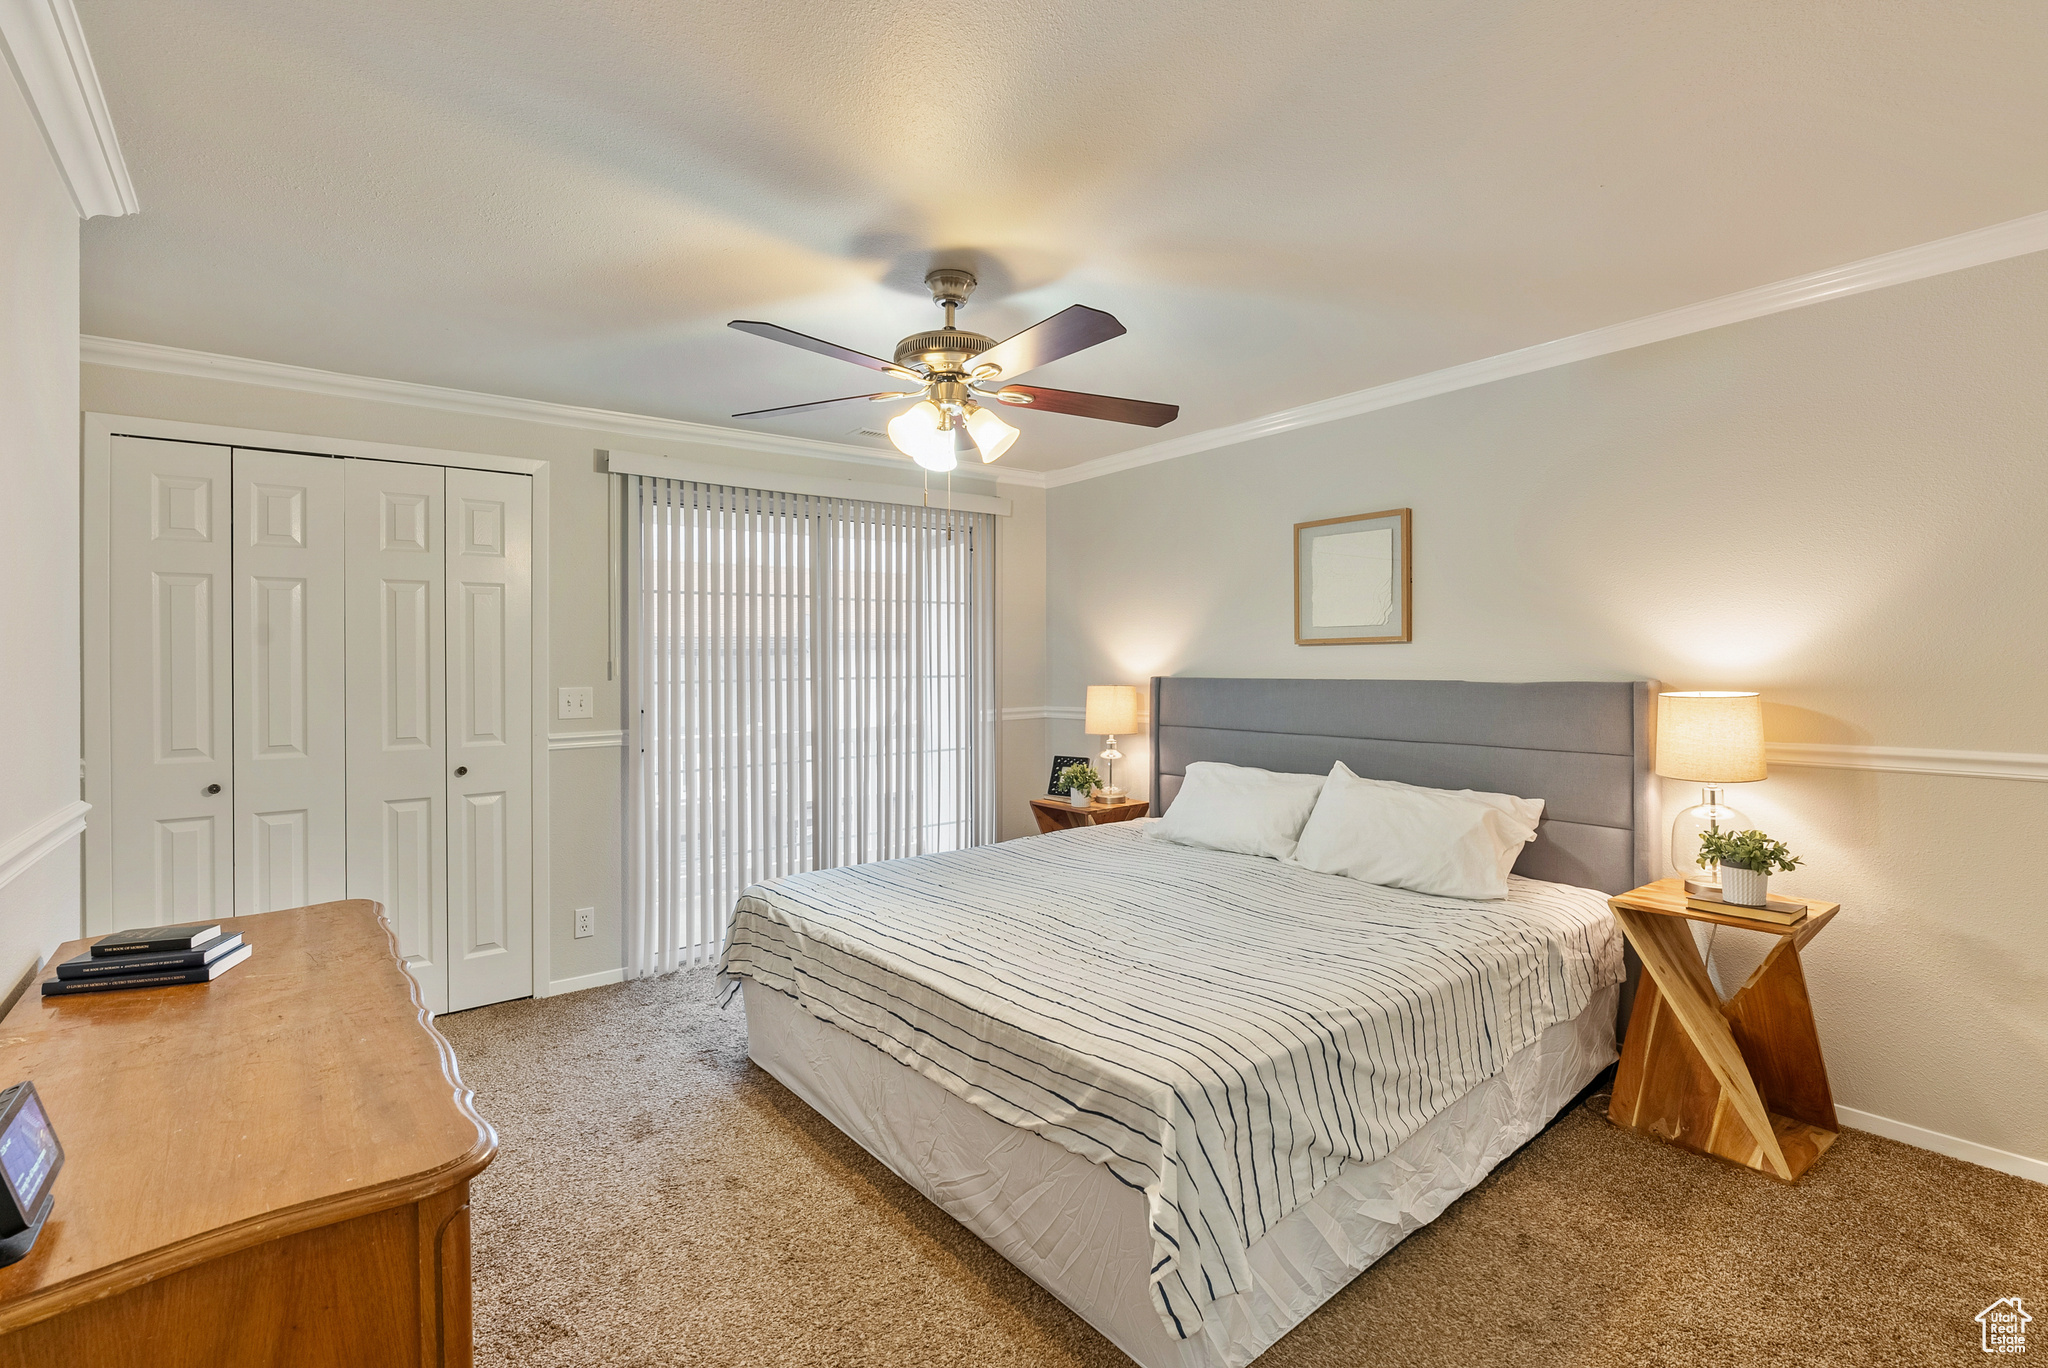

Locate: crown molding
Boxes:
[83,335,1058,489]
[1768,742,2048,783]
[0,0,135,217]
[82,335,939,473]
[87,206,2048,490]
[1040,208,2048,489]
[0,800,88,894]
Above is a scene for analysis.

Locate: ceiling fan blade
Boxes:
[731,392,910,419]
[994,385,1178,427]
[729,320,923,380]
[968,305,1126,380]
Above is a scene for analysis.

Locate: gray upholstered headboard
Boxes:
[1149,677,1659,896]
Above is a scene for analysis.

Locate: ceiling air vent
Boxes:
[849,428,889,440]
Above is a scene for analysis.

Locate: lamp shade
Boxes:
[888,401,959,471]
[965,405,1019,463]
[1655,691,1766,783]
[1084,684,1140,737]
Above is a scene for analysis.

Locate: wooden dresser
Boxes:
[0,901,495,1367]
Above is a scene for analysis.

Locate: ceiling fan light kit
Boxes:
[964,405,1019,463]
[728,268,1179,470]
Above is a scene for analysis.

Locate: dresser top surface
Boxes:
[0,901,495,1327]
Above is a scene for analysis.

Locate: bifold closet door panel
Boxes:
[231,450,347,916]
[445,468,534,1013]
[344,459,450,1015]
[108,436,236,929]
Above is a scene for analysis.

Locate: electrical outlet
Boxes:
[574,907,595,939]
[557,686,594,720]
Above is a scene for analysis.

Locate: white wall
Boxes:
[0,74,86,1001]
[76,362,1038,989]
[1043,249,2048,1169]
[997,483,1048,841]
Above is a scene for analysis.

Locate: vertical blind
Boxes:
[624,477,997,977]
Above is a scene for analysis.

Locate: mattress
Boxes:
[744,977,1618,1368]
[720,822,1626,1344]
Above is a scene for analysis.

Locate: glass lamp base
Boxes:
[1671,786,1748,896]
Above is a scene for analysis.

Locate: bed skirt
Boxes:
[742,979,1618,1368]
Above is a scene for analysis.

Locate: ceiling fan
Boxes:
[728,268,1178,471]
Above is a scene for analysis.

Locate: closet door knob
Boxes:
[454,766,468,777]
[204,783,222,796]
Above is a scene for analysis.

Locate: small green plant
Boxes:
[1696,827,1802,876]
[1055,761,1100,795]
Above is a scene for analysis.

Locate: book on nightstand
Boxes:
[89,922,224,957]
[42,943,253,996]
[1684,893,1807,925]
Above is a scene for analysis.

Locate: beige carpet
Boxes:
[438,971,2045,1367]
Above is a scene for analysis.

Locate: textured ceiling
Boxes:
[75,0,2048,471]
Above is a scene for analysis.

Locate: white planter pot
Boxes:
[1067,788,1093,809]
[1719,864,1769,907]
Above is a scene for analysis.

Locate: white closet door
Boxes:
[108,436,236,928]
[231,450,347,915]
[344,459,450,1013]
[445,468,533,1012]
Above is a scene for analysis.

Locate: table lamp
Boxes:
[1085,685,1141,803]
[1655,690,1767,896]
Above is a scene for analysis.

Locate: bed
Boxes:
[723,677,1659,1368]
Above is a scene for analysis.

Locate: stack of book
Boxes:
[1684,890,1809,927]
[42,922,253,997]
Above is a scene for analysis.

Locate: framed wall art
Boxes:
[1294,507,1412,645]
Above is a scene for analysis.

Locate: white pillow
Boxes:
[1292,765,1540,899]
[1328,761,1545,829]
[1146,761,1326,861]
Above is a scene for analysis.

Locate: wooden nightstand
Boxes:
[1607,877,1841,1183]
[1029,797,1150,834]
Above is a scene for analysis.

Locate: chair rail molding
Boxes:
[1767,743,2048,783]
[0,0,135,217]
[0,800,89,894]
[547,730,626,751]
[1001,706,1085,722]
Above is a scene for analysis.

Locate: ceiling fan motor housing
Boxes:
[893,328,996,375]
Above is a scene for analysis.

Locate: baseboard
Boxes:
[1837,1106,2048,1186]
[0,956,44,1021]
[546,967,626,997]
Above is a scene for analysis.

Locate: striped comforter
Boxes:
[718,821,1623,1340]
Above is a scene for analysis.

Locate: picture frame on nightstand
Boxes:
[1046,756,1089,795]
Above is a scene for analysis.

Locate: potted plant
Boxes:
[1055,761,1101,808]
[1695,827,1801,907]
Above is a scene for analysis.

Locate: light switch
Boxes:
[557,686,594,720]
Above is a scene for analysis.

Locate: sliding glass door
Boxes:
[623,478,996,975]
